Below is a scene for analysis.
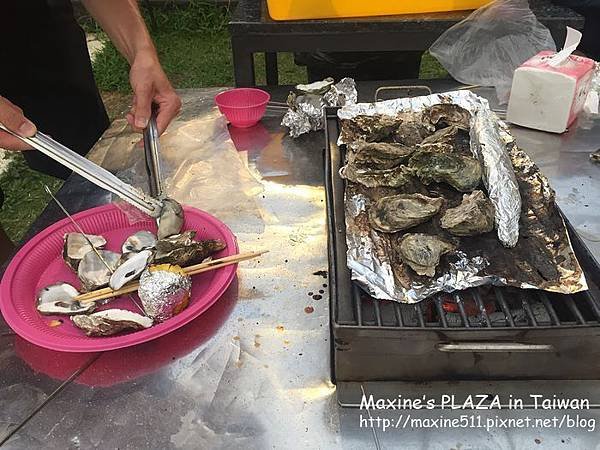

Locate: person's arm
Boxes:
[82,0,181,134]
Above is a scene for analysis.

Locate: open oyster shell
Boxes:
[71,309,153,337]
[157,198,184,240]
[398,233,456,277]
[122,231,157,253]
[348,142,414,170]
[77,250,121,292]
[369,193,443,233]
[109,250,153,290]
[36,282,95,316]
[440,190,495,236]
[408,150,482,192]
[63,233,106,272]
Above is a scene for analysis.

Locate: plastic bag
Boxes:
[429,0,556,103]
[92,90,264,232]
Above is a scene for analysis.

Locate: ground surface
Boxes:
[0,2,447,243]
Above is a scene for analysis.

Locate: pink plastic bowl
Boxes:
[0,204,238,352]
[215,88,270,128]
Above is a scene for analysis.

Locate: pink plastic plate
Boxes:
[0,204,238,352]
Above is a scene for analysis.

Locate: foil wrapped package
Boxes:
[282,78,357,138]
[337,90,587,303]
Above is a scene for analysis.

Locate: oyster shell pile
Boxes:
[38,203,227,337]
[341,103,491,279]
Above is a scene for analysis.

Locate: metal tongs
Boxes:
[0,114,164,218]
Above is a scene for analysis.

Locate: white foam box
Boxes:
[507,51,595,133]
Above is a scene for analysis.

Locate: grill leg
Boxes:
[265,52,278,86]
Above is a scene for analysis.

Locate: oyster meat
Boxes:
[63,233,106,271]
[341,164,414,189]
[109,250,153,290]
[154,231,226,266]
[424,104,471,130]
[398,233,456,277]
[348,142,414,170]
[72,309,153,337]
[408,150,482,192]
[342,114,401,142]
[138,264,192,322]
[440,190,495,236]
[369,193,443,233]
[122,231,157,253]
[157,198,184,239]
[36,282,95,316]
[77,250,121,292]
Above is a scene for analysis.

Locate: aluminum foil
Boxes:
[338,90,587,303]
[138,265,192,322]
[282,78,357,138]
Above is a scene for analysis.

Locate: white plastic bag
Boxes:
[429,0,556,103]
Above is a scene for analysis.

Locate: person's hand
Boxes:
[127,49,181,135]
[0,96,36,151]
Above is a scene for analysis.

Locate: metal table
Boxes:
[229,0,584,86]
[1,82,600,449]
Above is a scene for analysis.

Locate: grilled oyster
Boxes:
[122,231,157,253]
[138,264,192,322]
[408,150,482,192]
[348,142,414,170]
[440,190,495,236]
[72,309,153,337]
[342,114,401,142]
[77,250,121,292]
[63,233,106,271]
[418,126,471,154]
[157,198,184,239]
[154,231,226,266]
[424,104,471,130]
[369,194,443,233]
[398,233,456,277]
[109,250,153,290]
[341,164,414,189]
[36,282,95,316]
[394,119,432,146]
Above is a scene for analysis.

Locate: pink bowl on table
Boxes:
[215,88,270,128]
[0,204,238,352]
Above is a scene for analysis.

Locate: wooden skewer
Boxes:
[76,250,267,304]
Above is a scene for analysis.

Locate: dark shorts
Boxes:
[0,0,110,180]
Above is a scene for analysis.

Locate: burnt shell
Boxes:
[369,193,443,233]
[440,190,495,236]
[398,233,456,277]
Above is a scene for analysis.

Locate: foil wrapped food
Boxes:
[282,78,357,138]
[338,90,587,303]
[138,264,192,322]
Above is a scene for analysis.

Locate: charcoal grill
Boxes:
[324,107,600,382]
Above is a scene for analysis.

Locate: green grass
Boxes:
[0,153,63,242]
[0,0,446,243]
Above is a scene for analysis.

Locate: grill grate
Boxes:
[342,284,600,329]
